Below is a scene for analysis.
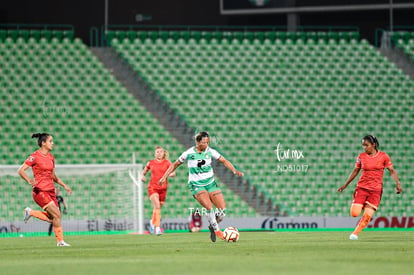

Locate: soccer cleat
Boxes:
[215,230,225,241]
[208,225,216,242]
[155,227,162,236]
[23,207,32,223]
[57,241,71,247]
[349,234,359,240]
[149,222,155,235]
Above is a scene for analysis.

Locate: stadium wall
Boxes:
[2,216,413,234]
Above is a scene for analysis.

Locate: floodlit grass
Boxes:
[1,231,413,275]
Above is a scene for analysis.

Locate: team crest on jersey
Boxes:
[29,156,35,162]
[205,154,210,159]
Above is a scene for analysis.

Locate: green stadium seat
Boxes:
[40,29,52,40]
[63,30,74,40]
[126,30,137,40]
[0,29,6,41]
[96,29,414,218]
[52,30,63,40]
[18,29,30,40]
[115,30,126,40]
[7,30,19,40]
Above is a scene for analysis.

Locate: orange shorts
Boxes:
[148,186,167,204]
[32,187,58,209]
[352,187,383,210]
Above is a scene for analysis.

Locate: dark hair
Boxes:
[195,131,209,142]
[362,135,379,150]
[32,133,50,147]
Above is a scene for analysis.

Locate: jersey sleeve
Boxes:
[24,154,36,167]
[145,161,151,170]
[178,150,188,163]
[383,153,392,168]
[355,154,362,168]
[210,148,222,160]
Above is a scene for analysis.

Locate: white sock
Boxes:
[216,208,226,223]
[207,210,219,231]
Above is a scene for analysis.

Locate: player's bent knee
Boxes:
[350,205,362,217]
[350,210,360,217]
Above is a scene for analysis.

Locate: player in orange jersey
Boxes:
[338,135,402,240]
[141,146,176,235]
[18,133,72,246]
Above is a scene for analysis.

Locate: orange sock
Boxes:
[352,213,372,235]
[30,210,51,222]
[153,209,161,227]
[54,226,64,242]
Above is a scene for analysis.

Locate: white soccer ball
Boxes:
[223,227,239,242]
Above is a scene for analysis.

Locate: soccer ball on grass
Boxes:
[223,227,239,242]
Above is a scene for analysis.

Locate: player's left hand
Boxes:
[396,184,403,194]
[337,185,347,193]
[64,185,73,195]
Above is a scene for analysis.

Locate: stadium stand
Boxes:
[392,31,414,60]
[109,29,414,217]
[0,29,258,221]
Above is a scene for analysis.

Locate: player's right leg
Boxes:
[350,206,375,240]
[150,193,162,235]
[349,188,374,240]
[194,190,223,242]
[349,204,364,240]
[350,203,363,217]
[27,190,55,223]
[24,208,51,223]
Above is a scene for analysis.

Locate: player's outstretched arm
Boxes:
[338,167,361,193]
[218,156,244,177]
[387,166,402,194]
[53,171,72,195]
[159,160,181,185]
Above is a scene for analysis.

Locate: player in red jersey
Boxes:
[141,146,175,235]
[18,133,72,246]
[338,135,402,240]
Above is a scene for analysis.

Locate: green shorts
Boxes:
[189,181,221,196]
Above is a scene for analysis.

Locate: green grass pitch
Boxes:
[1,231,413,275]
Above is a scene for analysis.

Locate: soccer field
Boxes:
[1,231,413,275]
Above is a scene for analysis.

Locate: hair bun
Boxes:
[31,133,41,138]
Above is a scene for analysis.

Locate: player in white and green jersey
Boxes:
[159,131,244,242]
[178,145,222,195]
